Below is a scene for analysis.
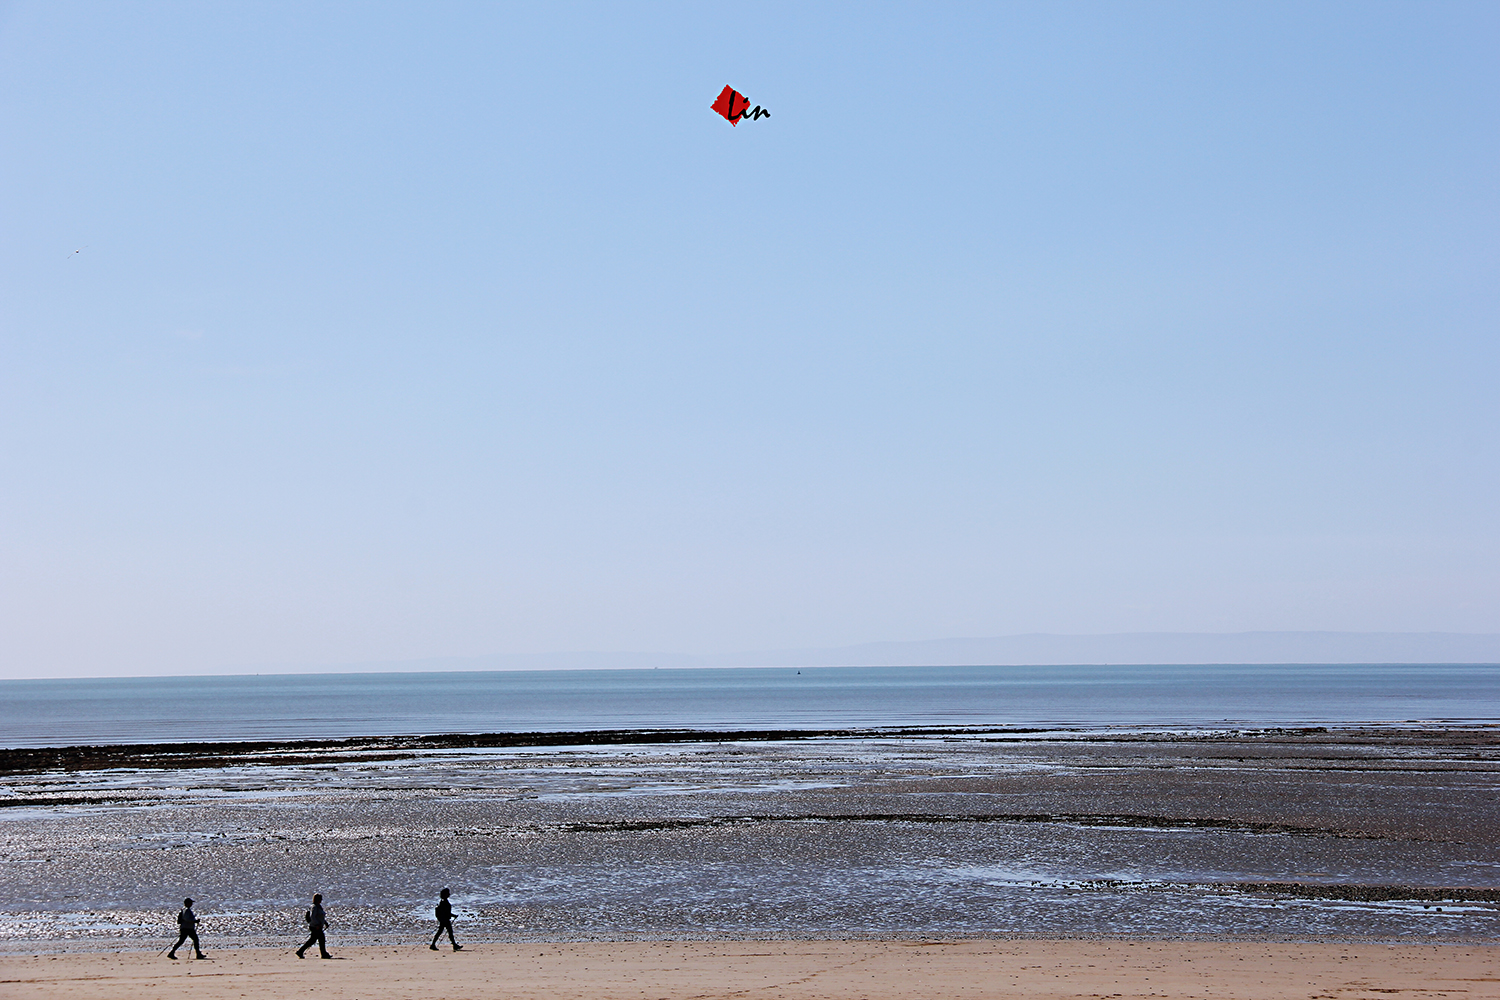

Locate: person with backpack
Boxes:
[296,893,333,959]
[167,897,206,960]
[430,888,462,951]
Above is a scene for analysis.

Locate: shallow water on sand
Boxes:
[3,728,1497,948]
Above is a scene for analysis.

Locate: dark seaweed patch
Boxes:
[553,812,1383,839]
[1230,882,1500,903]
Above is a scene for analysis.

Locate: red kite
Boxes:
[712,85,770,126]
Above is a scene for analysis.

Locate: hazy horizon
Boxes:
[6,630,1499,681]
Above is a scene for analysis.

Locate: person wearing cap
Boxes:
[430,888,462,951]
[168,897,206,959]
[296,893,333,959]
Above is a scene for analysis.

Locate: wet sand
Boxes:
[3,726,1498,943]
[4,939,1496,1000]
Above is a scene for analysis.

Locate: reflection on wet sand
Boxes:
[2,726,1497,949]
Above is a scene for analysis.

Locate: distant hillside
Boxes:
[711,631,1500,667]
[326,632,1500,674]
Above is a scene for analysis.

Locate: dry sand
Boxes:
[3,939,1495,1000]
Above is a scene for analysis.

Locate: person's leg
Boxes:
[189,928,205,957]
[168,930,188,958]
[445,923,460,949]
[317,929,331,958]
[297,931,317,957]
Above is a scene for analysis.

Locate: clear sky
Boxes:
[2,2,1496,679]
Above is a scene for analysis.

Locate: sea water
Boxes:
[2,662,1497,747]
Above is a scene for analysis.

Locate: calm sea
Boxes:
[2,662,1497,748]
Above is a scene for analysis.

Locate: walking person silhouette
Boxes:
[167,897,206,959]
[296,893,333,959]
[430,888,462,951]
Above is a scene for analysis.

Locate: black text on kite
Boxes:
[711,85,770,126]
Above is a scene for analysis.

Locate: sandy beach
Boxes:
[3,728,1497,993]
[4,939,1495,1000]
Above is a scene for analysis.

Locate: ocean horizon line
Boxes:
[6,630,1500,682]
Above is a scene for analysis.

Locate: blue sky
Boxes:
[2,2,1496,678]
